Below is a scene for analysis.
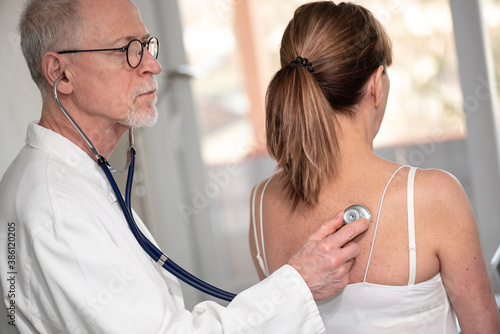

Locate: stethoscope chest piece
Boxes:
[343,204,371,224]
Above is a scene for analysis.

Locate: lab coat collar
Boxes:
[26,121,117,203]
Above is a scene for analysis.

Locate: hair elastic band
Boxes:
[289,56,314,73]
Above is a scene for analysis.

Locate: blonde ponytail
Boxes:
[266,1,393,208]
[266,59,339,208]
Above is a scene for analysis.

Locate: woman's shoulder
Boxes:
[251,171,298,223]
[414,168,465,200]
[252,171,287,199]
[413,167,472,224]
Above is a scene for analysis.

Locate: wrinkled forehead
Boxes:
[79,0,149,46]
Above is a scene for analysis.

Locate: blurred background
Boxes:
[0,0,499,310]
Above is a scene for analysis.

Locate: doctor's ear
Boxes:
[41,52,74,95]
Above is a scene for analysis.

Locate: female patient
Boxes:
[249,2,500,332]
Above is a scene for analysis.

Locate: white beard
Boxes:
[120,78,159,128]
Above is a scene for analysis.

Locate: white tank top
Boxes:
[251,166,458,333]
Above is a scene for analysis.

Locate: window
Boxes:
[178,0,497,288]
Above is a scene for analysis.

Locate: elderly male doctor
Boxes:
[0,0,370,333]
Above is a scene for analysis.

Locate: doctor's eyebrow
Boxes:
[112,33,152,46]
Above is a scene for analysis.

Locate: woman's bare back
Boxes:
[252,160,441,286]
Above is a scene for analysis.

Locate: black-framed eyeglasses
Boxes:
[58,36,159,69]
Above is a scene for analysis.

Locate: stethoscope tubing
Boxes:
[54,77,236,302]
[100,153,236,302]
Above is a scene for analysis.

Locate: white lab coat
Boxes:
[0,122,326,334]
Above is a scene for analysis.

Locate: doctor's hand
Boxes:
[288,212,370,301]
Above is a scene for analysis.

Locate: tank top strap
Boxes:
[251,174,276,277]
[363,165,410,283]
[407,167,418,285]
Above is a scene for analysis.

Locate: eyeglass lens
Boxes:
[127,37,159,68]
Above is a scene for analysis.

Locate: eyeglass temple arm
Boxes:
[58,47,126,55]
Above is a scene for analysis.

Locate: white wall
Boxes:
[0,1,41,176]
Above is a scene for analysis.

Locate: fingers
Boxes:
[288,215,370,301]
[307,212,343,241]
[332,218,370,248]
[339,241,361,262]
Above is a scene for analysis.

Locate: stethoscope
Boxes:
[53,77,237,302]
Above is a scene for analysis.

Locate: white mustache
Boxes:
[134,78,158,98]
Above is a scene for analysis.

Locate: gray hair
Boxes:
[18,0,83,98]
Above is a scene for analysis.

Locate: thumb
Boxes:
[308,211,343,241]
